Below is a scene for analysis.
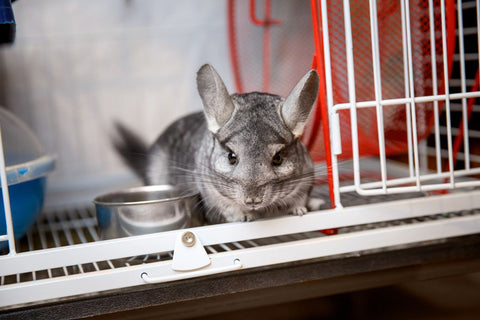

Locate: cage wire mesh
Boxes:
[311,0,456,163]
[229,0,480,200]
[322,0,480,197]
[227,0,315,96]
[229,0,455,161]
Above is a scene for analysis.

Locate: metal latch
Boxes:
[141,230,243,284]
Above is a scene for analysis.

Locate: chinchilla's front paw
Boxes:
[243,212,256,222]
[291,206,308,216]
[222,208,252,222]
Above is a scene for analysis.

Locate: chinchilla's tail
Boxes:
[112,123,148,180]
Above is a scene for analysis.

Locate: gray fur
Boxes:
[115,64,319,223]
[113,123,149,179]
[281,70,319,137]
[196,64,235,134]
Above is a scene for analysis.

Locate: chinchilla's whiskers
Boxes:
[203,204,226,224]
[172,191,220,224]
[195,162,237,183]
[195,173,235,189]
[202,204,215,222]
[313,160,351,173]
[312,165,340,177]
[282,174,314,184]
[195,166,240,199]
[189,197,206,214]
[148,161,235,191]
[170,163,235,186]
[275,171,314,187]
[159,181,199,196]
[171,172,233,190]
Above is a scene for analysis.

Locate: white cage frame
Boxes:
[1,0,480,310]
[323,0,480,205]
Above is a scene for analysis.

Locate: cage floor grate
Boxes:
[1,186,479,288]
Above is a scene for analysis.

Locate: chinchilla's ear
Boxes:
[280,70,319,138]
[196,64,235,134]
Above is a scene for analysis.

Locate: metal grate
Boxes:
[1,206,173,283]
[1,205,323,285]
[1,187,478,289]
[17,207,98,252]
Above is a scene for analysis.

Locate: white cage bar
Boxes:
[324,0,480,198]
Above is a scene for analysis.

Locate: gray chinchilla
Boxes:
[114,64,319,223]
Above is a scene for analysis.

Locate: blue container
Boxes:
[0,157,55,242]
[0,108,56,246]
[1,178,46,240]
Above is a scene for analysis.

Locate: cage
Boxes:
[0,0,479,317]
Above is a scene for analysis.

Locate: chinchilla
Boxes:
[114,64,319,223]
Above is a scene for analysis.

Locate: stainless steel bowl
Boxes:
[94,185,199,240]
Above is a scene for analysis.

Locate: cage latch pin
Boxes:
[171,230,211,271]
[141,231,243,283]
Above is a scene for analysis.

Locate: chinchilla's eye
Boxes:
[272,152,283,166]
[228,151,238,165]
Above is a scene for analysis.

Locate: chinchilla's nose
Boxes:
[244,196,263,206]
[243,183,264,207]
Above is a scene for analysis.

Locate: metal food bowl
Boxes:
[94,185,199,240]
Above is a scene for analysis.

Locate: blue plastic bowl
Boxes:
[0,177,46,239]
[0,155,55,245]
[0,108,56,248]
